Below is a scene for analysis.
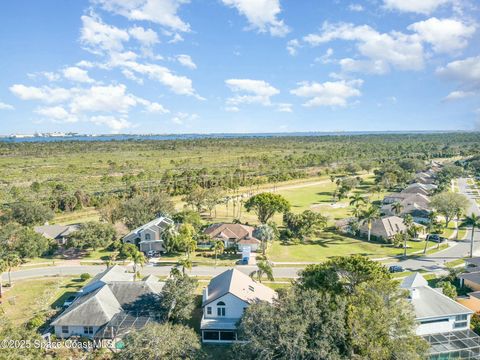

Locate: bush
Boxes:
[26,313,45,330]
[80,273,91,281]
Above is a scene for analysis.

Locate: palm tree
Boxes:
[403,214,414,257]
[213,240,225,266]
[349,194,366,208]
[253,224,275,256]
[360,205,380,242]
[461,213,480,258]
[391,201,404,216]
[177,257,192,275]
[4,254,21,287]
[0,259,6,298]
[351,204,363,218]
[249,260,274,283]
[131,251,146,280]
[185,238,197,260]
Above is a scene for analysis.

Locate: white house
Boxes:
[51,265,164,340]
[122,216,174,253]
[401,273,480,358]
[200,268,276,343]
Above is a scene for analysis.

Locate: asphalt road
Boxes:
[2,264,302,282]
[388,178,480,272]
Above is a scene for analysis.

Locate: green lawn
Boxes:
[0,276,88,325]
[268,232,426,263]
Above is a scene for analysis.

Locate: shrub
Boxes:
[80,273,91,281]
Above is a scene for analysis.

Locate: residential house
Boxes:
[401,273,480,359]
[359,215,407,242]
[459,271,480,292]
[34,224,80,245]
[201,268,276,343]
[381,202,431,224]
[122,216,174,253]
[51,265,164,340]
[401,183,430,197]
[204,223,261,252]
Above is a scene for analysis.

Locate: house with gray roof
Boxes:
[359,215,407,242]
[201,268,276,343]
[34,224,80,245]
[122,216,174,253]
[401,273,480,359]
[51,265,164,340]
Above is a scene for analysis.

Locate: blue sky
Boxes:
[0,0,479,134]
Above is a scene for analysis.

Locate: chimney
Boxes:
[203,286,209,302]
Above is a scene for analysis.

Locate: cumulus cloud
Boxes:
[436,56,480,89]
[290,79,363,107]
[92,0,191,32]
[348,4,364,12]
[225,78,280,106]
[0,102,14,110]
[383,0,451,14]
[222,0,290,37]
[35,106,77,122]
[80,13,130,55]
[90,115,132,132]
[277,103,292,112]
[170,112,198,125]
[303,23,425,72]
[128,26,159,47]
[408,18,476,54]
[69,84,137,114]
[443,90,476,101]
[176,54,197,69]
[62,66,95,83]
[286,39,300,56]
[10,84,72,103]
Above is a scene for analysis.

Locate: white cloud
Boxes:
[315,48,334,64]
[339,58,390,74]
[348,4,364,12]
[436,56,480,89]
[62,66,95,83]
[383,0,451,14]
[225,106,240,112]
[170,112,198,125]
[168,33,184,43]
[35,106,77,122]
[222,0,290,37]
[277,103,292,112]
[128,26,159,47]
[290,79,363,107]
[408,18,476,54]
[303,23,425,72]
[10,84,72,103]
[225,78,280,106]
[90,115,132,132]
[118,60,202,98]
[286,39,300,56]
[93,0,191,32]
[176,54,197,69]
[80,13,130,54]
[0,102,14,110]
[69,84,137,114]
[443,90,476,101]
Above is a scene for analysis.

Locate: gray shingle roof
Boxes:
[203,269,276,307]
[34,224,79,239]
[401,273,472,320]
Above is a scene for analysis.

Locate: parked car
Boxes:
[427,234,446,243]
[388,265,404,273]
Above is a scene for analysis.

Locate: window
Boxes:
[456,314,468,321]
[220,331,236,341]
[419,318,449,325]
[454,321,468,329]
[203,331,220,341]
[61,326,69,334]
[207,307,212,315]
[83,326,94,335]
[217,301,226,317]
[145,233,151,240]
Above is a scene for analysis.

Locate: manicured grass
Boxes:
[445,258,465,268]
[0,276,88,325]
[268,232,427,263]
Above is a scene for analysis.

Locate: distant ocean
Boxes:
[0,131,458,143]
